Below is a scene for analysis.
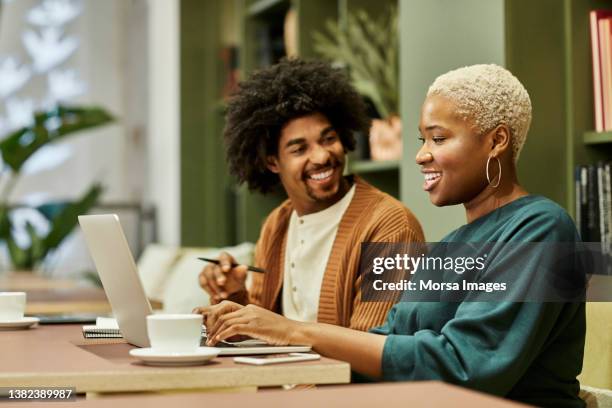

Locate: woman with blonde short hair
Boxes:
[197,64,586,408]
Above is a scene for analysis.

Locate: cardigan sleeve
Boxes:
[348,218,425,331]
[247,239,265,306]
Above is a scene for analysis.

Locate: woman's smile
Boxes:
[422,170,442,191]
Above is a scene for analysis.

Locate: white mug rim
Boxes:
[0,292,26,296]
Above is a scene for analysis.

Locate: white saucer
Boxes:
[129,347,220,366]
[0,316,39,330]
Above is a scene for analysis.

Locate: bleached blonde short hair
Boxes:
[427,64,532,162]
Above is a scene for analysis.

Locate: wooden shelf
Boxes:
[349,160,400,173]
[584,131,612,145]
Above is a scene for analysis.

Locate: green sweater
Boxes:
[370,196,586,408]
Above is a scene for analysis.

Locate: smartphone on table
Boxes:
[233,353,320,365]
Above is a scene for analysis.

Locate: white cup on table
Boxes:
[146,314,203,352]
[0,292,26,321]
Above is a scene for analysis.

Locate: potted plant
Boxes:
[0,105,113,272]
[0,1,114,273]
[312,6,402,161]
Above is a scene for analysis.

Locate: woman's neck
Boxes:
[464,174,528,224]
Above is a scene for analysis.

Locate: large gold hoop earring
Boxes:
[486,156,501,188]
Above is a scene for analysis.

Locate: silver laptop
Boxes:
[79,214,152,347]
[79,214,311,355]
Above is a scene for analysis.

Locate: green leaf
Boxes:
[6,238,30,269]
[0,106,114,172]
[25,221,45,264]
[0,205,11,238]
[0,186,103,269]
[5,217,31,269]
[312,6,399,117]
[43,184,104,252]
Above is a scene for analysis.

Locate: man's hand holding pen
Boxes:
[198,252,248,303]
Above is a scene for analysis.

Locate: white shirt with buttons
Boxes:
[282,184,356,322]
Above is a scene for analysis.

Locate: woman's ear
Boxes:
[266,156,280,174]
[490,125,512,157]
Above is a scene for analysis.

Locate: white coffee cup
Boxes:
[146,314,203,352]
[0,292,26,321]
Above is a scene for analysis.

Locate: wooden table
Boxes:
[0,324,350,394]
[0,272,111,315]
[12,382,529,407]
[0,272,80,290]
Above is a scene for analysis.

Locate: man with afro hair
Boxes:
[198,58,423,331]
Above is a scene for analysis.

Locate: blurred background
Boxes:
[0,0,609,295]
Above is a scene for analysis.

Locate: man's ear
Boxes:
[266,156,280,174]
[489,124,512,157]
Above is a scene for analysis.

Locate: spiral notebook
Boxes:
[82,317,122,339]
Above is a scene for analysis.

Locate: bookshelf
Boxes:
[506,0,612,220]
[584,131,612,145]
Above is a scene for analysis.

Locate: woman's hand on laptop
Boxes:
[197,302,300,347]
[198,252,247,303]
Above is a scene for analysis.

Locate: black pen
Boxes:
[198,257,266,273]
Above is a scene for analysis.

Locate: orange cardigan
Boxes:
[232,176,424,331]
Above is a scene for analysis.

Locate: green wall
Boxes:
[505,0,567,211]
[399,0,506,241]
[180,0,234,246]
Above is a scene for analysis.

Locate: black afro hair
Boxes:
[224,58,371,194]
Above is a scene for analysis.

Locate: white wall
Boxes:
[146,0,180,246]
[0,0,129,202]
